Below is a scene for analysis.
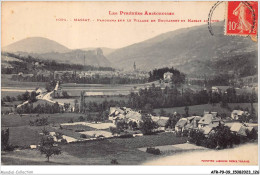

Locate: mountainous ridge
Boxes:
[106,22,257,76]
[3,37,70,54]
[2,37,111,67]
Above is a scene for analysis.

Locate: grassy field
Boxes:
[1,113,85,127]
[2,139,155,165]
[1,132,188,165]
[1,91,28,98]
[1,74,46,88]
[1,126,48,146]
[154,103,258,116]
[1,113,111,146]
[53,95,128,107]
[109,132,188,148]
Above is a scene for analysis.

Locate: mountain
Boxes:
[82,47,116,56]
[2,37,70,54]
[3,37,111,67]
[107,22,257,76]
[17,48,111,67]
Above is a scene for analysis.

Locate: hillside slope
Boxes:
[3,37,70,54]
[107,22,257,76]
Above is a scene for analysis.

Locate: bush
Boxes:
[190,125,239,149]
[110,127,121,135]
[246,128,258,140]
[29,117,49,126]
[68,119,74,123]
[3,144,15,151]
[146,147,161,155]
[78,116,85,122]
[182,130,189,137]
[140,115,158,135]
[80,134,87,138]
[189,129,206,146]
[118,133,133,138]
[75,129,84,132]
[60,138,67,144]
[111,159,119,165]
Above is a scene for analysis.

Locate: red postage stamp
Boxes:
[225,1,258,36]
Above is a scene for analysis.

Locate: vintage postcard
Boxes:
[1,1,259,174]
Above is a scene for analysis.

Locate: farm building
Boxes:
[175,118,188,132]
[125,110,142,126]
[184,116,202,130]
[108,107,142,125]
[211,86,230,94]
[231,110,250,120]
[198,112,221,129]
[163,72,173,83]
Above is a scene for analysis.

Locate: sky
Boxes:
[2,1,225,49]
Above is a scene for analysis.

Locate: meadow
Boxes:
[154,103,258,116]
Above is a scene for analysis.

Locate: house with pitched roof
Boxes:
[198,112,221,129]
[175,118,188,132]
[184,116,202,130]
[231,110,249,120]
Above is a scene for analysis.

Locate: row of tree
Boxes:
[2,52,115,74]
[148,67,185,85]
[2,91,38,103]
[127,85,257,110]
[16,102,61,114]
[189,124,257,149]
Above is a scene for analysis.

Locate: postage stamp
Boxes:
[225,1,258,36]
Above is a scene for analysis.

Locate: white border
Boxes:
[0,0,259,175]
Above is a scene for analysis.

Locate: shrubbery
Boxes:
[140,115,158,135]
[146,147,161,155]
[78,116,85,122]
[80,134,87,138]
[109,127,120,135]
[188,124,257,149]
[118,133,133,138]
[111,159,119,165]
[68,119,74,123]
[1,128,15,151]
[29,117,49,126]
[189,129,206,146]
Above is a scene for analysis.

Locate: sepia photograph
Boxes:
[1,1,259,174]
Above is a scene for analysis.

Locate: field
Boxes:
[1,113,85,128]
[1,75,45,97]
[1,74,46,88]
[109,132,188,148]
[1,111,190,165]
[154,103,258,116]
[54,95,128,105]
[60,83,144,97]
[1,132,188,165]
[1,113,116,146]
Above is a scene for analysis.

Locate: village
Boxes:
[1,66,258,165]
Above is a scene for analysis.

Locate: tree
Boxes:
[29,91,37,103]
[39,129,61,162]
[45,81,56,92]
[140,115,157,135]
[62,91,69,98]
[184,106,189,117]
[1,128,9,151]
[22,91,30,101]
[159,109,167,116]
[64,103,70,111]
[142,103,153,114]
[250,102,257,122]
[5,96,11,102]
[166,116,178,129]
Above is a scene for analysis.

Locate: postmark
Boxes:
[225,1,258,36]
